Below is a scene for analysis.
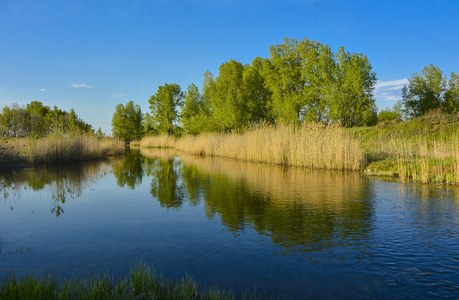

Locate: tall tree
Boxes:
[242,57,272,124]
[330,48,377,126]
[111,101,143,140]
[444,72,459,114]
[402,64,446,118]
[181,83,201,134]
[210,59,246,132]
[263,38,304,122]
[148,83,184,135]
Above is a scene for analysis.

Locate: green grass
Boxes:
[0,263,254,300]
[351,110,459,184]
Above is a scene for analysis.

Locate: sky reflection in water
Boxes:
[1,150,459,299]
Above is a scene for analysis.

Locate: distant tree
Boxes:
[111,101,143,140]
[360,103,378,126]
[26,101,50,137]
[148,83,184,135]
[142,112,157,136]
[96,127,105,138]
[444,72,459,114]
[181,83,202,134]
[378,101,404,123]
[402,65,447,118]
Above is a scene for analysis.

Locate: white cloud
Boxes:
[374,78,408,101]
[38,88,45,92]
[71,83,93,88]
[112,93,126,98]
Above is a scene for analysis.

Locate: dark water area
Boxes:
[1,149,458,299]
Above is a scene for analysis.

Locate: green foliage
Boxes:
[402,65,447,118]
[378,101,404,123]
[0,101,93,138]
[444,72,459,114]
[261,38,377,126]
[111,101,143,140]
[330,47,377,126]
[360,105,378,126]
[401,65,459,118]
[148,83,184,136]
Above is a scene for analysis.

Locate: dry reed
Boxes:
[25,134,125,164]
[138,123,365,171]
[367,130,459,184]
[132,134,177,149]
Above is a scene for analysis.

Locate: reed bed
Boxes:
[131,134,177,149]
[170,123,365,171]
[25,135,125,164]
[0,263,243,300]
[364,130,459,184]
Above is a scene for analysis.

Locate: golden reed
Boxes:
[137,123,365,171]
[25,134,125,164]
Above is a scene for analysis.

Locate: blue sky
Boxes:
[1,0,458,134]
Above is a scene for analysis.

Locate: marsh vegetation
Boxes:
[0,264,243,300]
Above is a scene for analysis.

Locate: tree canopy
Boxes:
[148,83,184,135]
[111,101,143,140]
[0,101,93,138]
[113,37,382,137]
[401,65,459,118]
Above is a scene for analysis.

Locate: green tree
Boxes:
[242,57,272,124]
[181,83,202,134]
[263,38,304,122]
[402,64,446,118]
[444,73,459,114]
[111,101,143,140]
[26,101,50,138]
[300,41,336,123]
[210,59,247,132]
[148,83,184,135]
[330,48,377,127]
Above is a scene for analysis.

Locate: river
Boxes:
[1,149,458,299]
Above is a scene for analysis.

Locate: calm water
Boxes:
[1,149,458,299]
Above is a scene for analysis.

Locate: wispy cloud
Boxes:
[112,93,127,98]
[38,88,45,92]
[374,79,408,101]
[71,83,93,88]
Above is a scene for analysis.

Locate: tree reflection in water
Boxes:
[0,161,110,217]
[140,148,377,256]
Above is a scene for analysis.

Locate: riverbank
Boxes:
[0,264,244,300]
[0,134,125,170]
[133,112,459,185]
[133,123,365,171]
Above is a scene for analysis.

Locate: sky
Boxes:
[1,0,458,134]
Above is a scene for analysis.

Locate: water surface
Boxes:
[1,150,458,299]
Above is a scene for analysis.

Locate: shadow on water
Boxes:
[137,148,377,256]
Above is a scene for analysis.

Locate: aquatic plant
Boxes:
[0,263,249,300]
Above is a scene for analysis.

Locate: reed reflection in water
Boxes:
[138,148,376,257]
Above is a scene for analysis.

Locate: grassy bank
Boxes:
[351,110,459,184]
[0,264,246,300]
[135,111,459,185]
[135,123,365,171]
[0,134,125,168]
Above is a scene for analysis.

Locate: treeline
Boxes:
[0,101,98,138]
[112,37,378,138]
